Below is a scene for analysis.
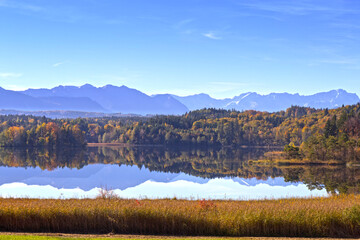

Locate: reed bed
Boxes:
[0,195,359,238]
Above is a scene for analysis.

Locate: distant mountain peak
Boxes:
[102,84,116,88]
[192,93,211,97]
[119,85,130,89]
[335,89,350,95]
[100,84,131,91]
[80,84,95,89]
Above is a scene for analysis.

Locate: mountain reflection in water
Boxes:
[0,146,358,199]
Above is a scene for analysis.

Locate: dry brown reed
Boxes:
[0,195,359,238]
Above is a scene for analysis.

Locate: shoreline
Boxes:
[0,232,358,240]
[86,142,283,149]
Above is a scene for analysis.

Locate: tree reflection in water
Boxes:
[0,146,359,194]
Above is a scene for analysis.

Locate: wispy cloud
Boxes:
[173,19,197,37]
[0,0,44,12]
[203,32,222,40]
[331,23,360,30]
[309,57,360,69]
[0,72,23,78]
[238,0,358,16]
[234,12,283,21]
[182,29,196,35]
[0,1,84,24]
[318,58,358,65]
[52,62,64,67]
[174,19,194,29]
[262,57,277,62]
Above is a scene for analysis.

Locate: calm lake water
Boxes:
[0,146,358,199]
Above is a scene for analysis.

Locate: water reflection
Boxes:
[0,146,358,198]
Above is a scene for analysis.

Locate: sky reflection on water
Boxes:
[0,164,328,199]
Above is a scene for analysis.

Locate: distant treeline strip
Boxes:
[1,104,360,162]
[0,195,359,237]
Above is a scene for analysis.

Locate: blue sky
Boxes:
[0,0,359,98]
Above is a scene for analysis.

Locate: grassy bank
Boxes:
[0,236,248,240]
[0,196,359,238]
[0,236,358,240]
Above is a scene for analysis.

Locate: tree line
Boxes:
[0,104,360,162]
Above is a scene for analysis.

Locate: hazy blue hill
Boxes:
[24,84,106,99]
[23,84,189,115]
[171,93,228,111]
[38,96,107,112]
[151,94,190,114]
[21,88,54,98]
[0,87,108,112]
[0,87,50,110]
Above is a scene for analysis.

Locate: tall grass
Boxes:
[0,195,359,237]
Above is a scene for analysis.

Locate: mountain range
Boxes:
[0,84,358,115]
[21,84,188,115]
[171,89,360,112]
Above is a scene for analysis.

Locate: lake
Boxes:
[0,146,358,199]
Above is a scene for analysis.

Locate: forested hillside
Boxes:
[1,104,360,162]
[0,116,88,148]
